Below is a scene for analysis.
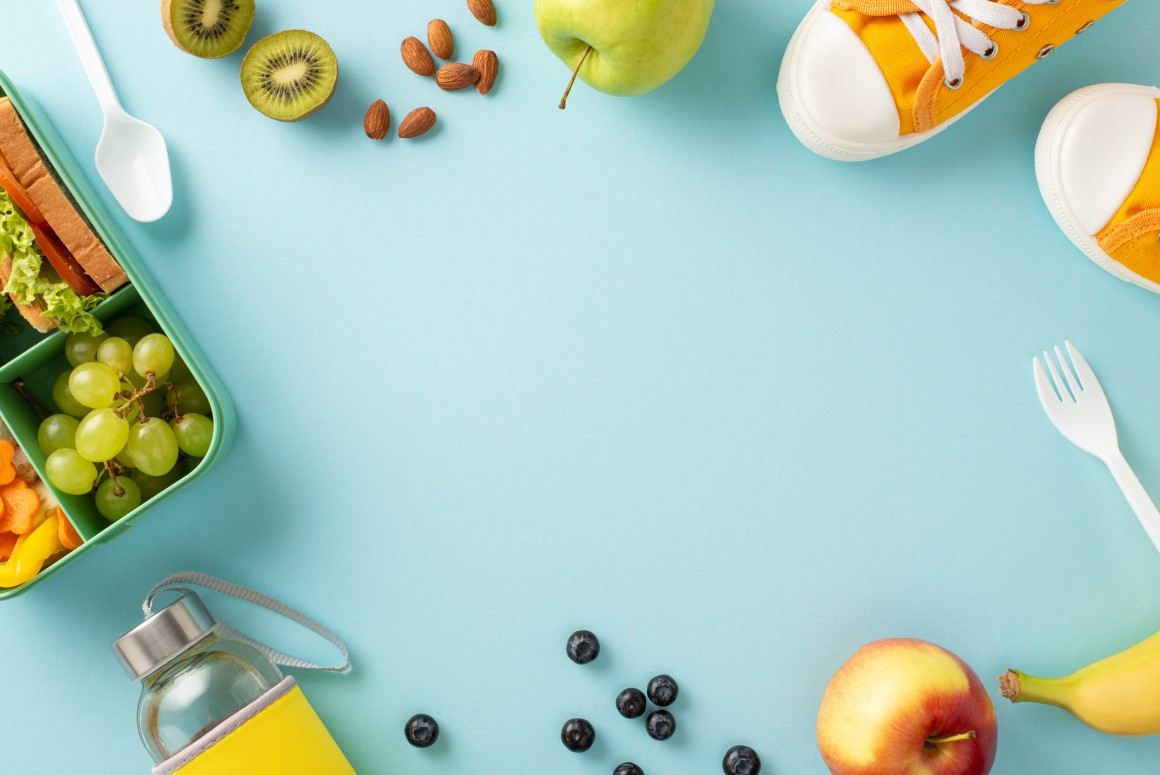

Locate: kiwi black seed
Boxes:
[240,30,339,122]
[162,0,255,59]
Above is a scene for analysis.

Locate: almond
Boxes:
[467,0,497,26]
[435,63,480,91]
[364,99,390,140]
[401,36,435,76]
[398,107,437,139]
[473,50,498,95]
[427,19,454,60]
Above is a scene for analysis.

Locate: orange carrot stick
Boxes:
[57,509,82,551]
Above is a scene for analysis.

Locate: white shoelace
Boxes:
[897,0,1056,88]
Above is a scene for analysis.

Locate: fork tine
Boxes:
[1065,341,1101,395]
[1042,350,1072,402]
[1033,356,1062,404]
[1055,345,1083,397]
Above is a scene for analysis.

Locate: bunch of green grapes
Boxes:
[37,316,215,521]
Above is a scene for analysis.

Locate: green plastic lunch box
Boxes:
[0,70,234,600]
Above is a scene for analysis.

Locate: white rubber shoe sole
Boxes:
[776,1,983,162]
[1035,83,1160,294]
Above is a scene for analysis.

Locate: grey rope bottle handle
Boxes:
[144,571,351,673]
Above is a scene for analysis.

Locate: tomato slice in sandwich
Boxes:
[0,155,99,296]
[28,221,101,296]
[0,155,47,227]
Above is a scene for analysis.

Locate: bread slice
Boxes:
[0,97,127,292]
[0,254,54,333]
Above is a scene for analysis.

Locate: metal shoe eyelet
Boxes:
[1037,44,1056,60]
[1013,11,1031,31]
[944,76,963,90]
[1077,21,1095,33]
[980,42,999,60]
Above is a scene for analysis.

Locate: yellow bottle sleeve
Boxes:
[153,677,355,775]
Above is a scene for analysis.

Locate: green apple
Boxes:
[535,0,715,108]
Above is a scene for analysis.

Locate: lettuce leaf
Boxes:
[35,270,105,334]
[0,190,104,335]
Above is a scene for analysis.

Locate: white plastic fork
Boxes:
[1033,341,1160,554]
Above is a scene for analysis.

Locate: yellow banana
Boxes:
[1000,629,1160,735]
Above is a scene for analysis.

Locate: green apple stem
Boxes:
[925,731,976,746]
[558,44,593,110]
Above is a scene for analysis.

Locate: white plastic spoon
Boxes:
[57,0,172,222]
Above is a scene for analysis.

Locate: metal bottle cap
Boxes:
[112,591,218,681]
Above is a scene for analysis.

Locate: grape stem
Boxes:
[10,379,49,418]
[115,373,158,420]
[100,460,126,497]
[166,381,183,420]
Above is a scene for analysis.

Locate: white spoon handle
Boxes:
[56,0,121,115]
[1106,451,1160,555]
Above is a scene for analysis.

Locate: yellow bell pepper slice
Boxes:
[0,513,63,588]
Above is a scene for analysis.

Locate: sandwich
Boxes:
[0,96,128,335]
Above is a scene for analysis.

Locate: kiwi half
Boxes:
[241,30,339,122]
[162,0,255,59]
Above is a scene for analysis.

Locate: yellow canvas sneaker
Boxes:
[777,0,1129,161]
[1037,83,1160,292]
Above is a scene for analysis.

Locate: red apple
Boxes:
[817,638,997,775]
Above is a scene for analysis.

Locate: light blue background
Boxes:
[2,1,1160,772]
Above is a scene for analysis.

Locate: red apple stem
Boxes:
[558,44,593,110]
[925,731,976,746]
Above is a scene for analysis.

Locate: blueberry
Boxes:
[722,745,761,775]
[646,709,676,741]
[616,688,647,719]
[567,630,601,664]
[561,718,596,752]
[404,714,439,748]
[647,674,679,707]
[614,764,645,775]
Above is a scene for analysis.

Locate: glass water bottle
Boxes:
[113,591,284,763]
